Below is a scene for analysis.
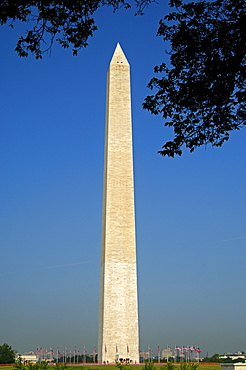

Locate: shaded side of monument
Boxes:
[98,43,139,364]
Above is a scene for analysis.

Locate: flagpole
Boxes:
[94,347,96,363]
[84,346,86,364]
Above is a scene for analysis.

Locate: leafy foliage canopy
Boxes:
[0,0,245,156]
[0,0,153,58]
[0,343,15,364]
[143,0,246,156]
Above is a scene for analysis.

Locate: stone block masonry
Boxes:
[98,43,139,364]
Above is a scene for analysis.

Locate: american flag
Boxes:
[50,348,54,355]
[127,345,129,353]
[105,345,107,353]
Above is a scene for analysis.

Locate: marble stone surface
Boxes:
[98,44,139,364]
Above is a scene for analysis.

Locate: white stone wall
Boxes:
[98,44,139,363]
[221,364,246,370]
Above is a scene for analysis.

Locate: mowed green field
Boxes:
[63,364,221,370]
[2,364,221,370]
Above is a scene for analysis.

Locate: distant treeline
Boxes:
[202,354,245,363]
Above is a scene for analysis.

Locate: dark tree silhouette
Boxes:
[1,0,245,156]
[0,343,15,364]
[143,0,246,156]
[0,0,153,58]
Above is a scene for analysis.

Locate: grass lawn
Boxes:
[62,363,221,370]
[1,364,221,370]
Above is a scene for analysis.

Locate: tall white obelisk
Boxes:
[98,43,139,364]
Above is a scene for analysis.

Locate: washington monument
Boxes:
[98,44,139,363]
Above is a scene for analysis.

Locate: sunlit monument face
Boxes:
[98,43,139,364]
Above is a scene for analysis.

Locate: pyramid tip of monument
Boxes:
[110,43,129,65]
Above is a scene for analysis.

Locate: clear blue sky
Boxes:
[1,1,246,358]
